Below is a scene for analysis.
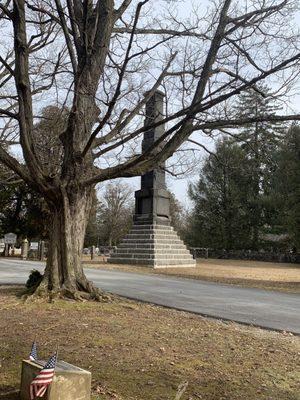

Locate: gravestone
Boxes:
[4,232,17,245]
[30,242,39,251]
[21,239,29,260]
[0,238,4,253]
[108,91,195,268]
[4,233,17,256]
[20,359,91,400]
[91,245,96,260]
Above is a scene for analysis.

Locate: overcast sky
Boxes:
[5,0,300,208]
[95,1,300,208]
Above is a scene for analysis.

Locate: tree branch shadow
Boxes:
[0,386,20,400]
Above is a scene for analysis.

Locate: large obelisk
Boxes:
[134,90,171,226]
[108,91,195,268]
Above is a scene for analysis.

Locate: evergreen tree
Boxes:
[234,86,285,249]
[0,173,48,240]
[169,193,185,235]
[275,125,300,250]
[188,139,251,250]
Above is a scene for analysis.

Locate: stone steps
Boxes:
[118,243,187,250]
[124,233,179,240]
[108,223,196,268]
[128,231,174,236]
[132,224,173,230]
[110,252,193,260]
[110,258,195,266]
[121,239,186,246]
[113,248,191,255]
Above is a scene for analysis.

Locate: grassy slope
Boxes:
[0,286,299,400]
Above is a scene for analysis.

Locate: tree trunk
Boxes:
[33,187,107,301]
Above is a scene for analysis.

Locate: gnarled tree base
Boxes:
[24,275,113,303]
[22,187,116,303]
[24,189,116,302]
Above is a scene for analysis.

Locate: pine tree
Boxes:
[0,174,48,240]
[234,86,285,249]
[188,139,251,250]
[275,125,300,250]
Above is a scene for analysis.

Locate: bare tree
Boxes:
[98,182,133,246]
[0,0,300,299]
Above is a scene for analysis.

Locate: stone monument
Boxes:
[21,239,29,260]
[108,90,195,268]
[20,359,91,400]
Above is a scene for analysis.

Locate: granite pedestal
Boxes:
[108,222,196,268]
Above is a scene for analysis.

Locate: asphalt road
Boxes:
[0,258,299,334]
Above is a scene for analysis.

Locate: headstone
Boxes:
[108,91,196,268]
[4,232,17,245]
[30,242,39,251]
[20,359,91,400]
[4,243,9,257]
[21,239,29,260]
[91,245,96,260]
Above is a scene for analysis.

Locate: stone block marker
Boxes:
[21,239,29,260]
[20,359,91,400]
[108,90,195,268]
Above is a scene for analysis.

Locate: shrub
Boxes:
[26,269,43,289]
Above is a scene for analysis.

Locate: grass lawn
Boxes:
[0,286,299,400]
[83,258,300,294]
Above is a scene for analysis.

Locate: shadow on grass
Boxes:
[0,387,20,400]
[0,285,24,298]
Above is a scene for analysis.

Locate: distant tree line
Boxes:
[185,88,300,252]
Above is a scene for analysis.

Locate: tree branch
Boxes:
[12,0,47,187]
[81,0,149,158]
[0,146,33,186]
[92,52,177,158]
[54,0,78,73]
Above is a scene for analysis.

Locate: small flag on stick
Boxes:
[29,341,38,361]
[29,352,57,399]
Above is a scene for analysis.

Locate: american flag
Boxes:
[29,341,38,361]
[30,352,57,400]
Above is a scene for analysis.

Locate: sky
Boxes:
[105,0,300,208]
[3,0,300,208]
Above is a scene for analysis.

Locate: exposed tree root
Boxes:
[23,276,113,303]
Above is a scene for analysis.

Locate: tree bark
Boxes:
[33,187,107,300]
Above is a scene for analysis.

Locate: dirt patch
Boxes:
[84,259,300,294]
[0,286,299,400]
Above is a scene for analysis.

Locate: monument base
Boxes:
[108,223,196,268]
[20,359,91,400]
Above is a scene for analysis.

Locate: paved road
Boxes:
[0,258,299,334]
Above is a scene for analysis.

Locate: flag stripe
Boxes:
[29,353,57,399]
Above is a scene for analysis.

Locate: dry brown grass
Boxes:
[1,286,299,400]
[84,258,300,293]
